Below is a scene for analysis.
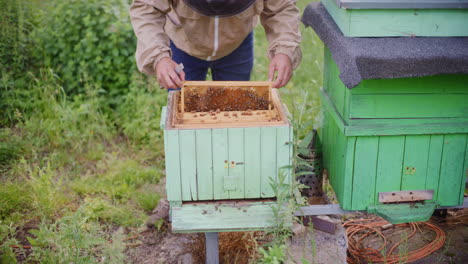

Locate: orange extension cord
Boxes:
[344,218,446,264]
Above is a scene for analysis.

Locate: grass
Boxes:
[0,0,323,262]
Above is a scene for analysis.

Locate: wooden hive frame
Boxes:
[167,81,289,129]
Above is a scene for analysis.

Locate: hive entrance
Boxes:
[167,81,289,129]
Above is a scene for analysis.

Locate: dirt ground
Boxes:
[126,208,467,264]
[413,209,468,264]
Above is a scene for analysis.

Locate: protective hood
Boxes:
[183,0,256,17]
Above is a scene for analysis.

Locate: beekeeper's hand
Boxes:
[156,58,185,89]
[268,53,292,88]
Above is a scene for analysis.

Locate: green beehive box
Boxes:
[320,49,468,214]
[322,0,468,37]
[160,81,293,232]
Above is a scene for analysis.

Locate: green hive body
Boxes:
[320,49,468,219]
[160,103,293,233]
[302,0,468,223]
[322,0,468,37]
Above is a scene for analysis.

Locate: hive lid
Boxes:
[301,2,468,88]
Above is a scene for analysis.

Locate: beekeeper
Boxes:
[129,0,302,89]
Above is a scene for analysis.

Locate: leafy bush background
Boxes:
[37,0,136,105]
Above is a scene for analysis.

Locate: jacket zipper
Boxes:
[207,16,219,61]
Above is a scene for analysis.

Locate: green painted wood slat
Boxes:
[260,127,277,198]
[438,134,467,206]
[277,126,292,186]
[179,130,198,201]
[424,135,444,203]
[401,136,431,191]
[374,136,405,205]
[164,130,182,202]
[341,136,356,209]
[350,94,468,119]
[352,137,379,210]
[171,202,277,233]
[462,138,468,204]
[196,129,213,200]
[244,127,262,198]
[212,128,229,200]
[322,0,468,37]
[228,128,245,199]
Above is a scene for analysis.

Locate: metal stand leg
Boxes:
[205,232,219,264]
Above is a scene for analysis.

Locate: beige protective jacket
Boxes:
[129,0,302,76]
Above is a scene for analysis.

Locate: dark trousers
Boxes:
[170,32,253,81]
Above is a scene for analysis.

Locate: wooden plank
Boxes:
[171,201,277,233]
[351,136,379,210]
[425,135,444,202]
[244,127,262,198]
[438,134,467,206]
[345,121,468,136]
[165,130,182,202]
[320,90,347,131]
[375,136,405,204]
[183,81,272,87]
[196,129,214,200]
[228,128,245,199]
[401,135,430,191]
[260,127,277,198]
[178,110,282,123]
[341,136,357,209]
[462,137,468,204]
[301,216,338,234]
[334,120,347,204]
[328,111,339,202]
[350,94,468,119]
[378,190,433,203]
[322,48,331,95]
[324,48,349,122]
[295,204,364,216]
[212,128,229,200]
[343,84,351,124]
[353,74,468,94]
[160,106,167,129]
[348,117,468,126]
[322,0,468,37]
[277,126,292,186]
[335,0,468,9]
[170,89,289,129]
[179,130,198,201]
[321,0,351,35]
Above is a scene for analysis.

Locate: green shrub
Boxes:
[116,73,166,146]
[0,0,39,125]
[38,0,137,104]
